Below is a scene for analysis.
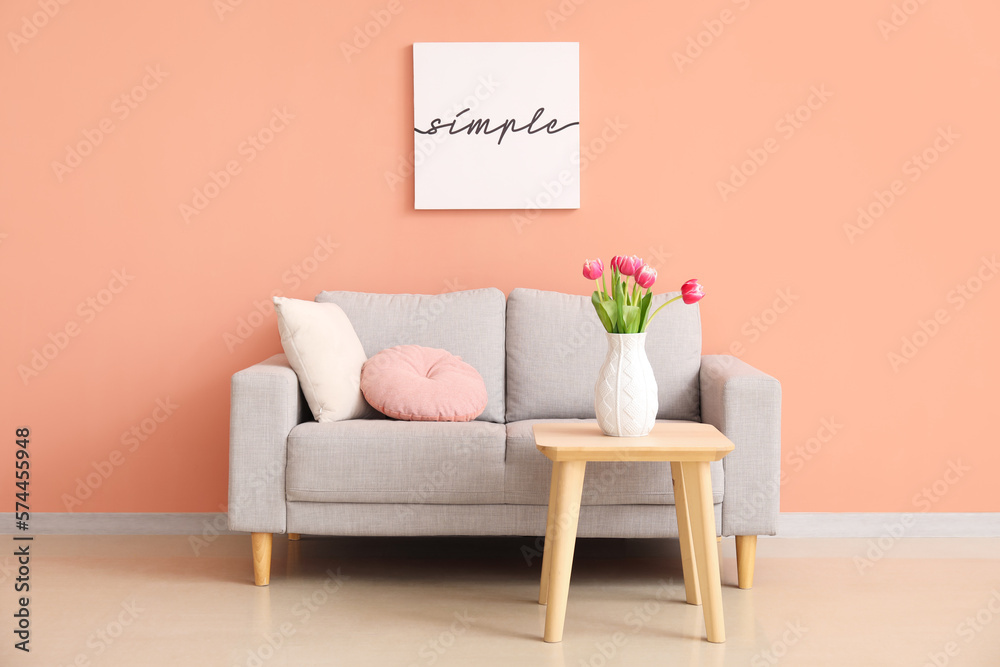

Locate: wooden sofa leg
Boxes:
[252,533,272,586]
[735,535,757,589]
[288,533,301,541]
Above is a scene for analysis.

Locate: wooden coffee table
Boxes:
[533,422,735,644]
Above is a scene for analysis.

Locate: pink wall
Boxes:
[2,1,998,514]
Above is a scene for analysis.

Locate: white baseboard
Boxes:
[777,512,1000,538]
[2,512,998,537]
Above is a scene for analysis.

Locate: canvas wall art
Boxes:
[413,42,581,210]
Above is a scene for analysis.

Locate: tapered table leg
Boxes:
[671,461,701,606]
[539,462,561,605]
[681,461,725,643]
[542,460,587,643]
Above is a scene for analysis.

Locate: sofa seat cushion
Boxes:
[504,419,724,505]
[286,420,506,504]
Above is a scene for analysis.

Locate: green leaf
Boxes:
[600,300,618,333]
[638,292,653,332]
[591,291,615,333]
[613,281,626,332]
[621,304,641,333]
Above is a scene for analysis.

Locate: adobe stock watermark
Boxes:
[204,449,302,555]
[511,116,626,234]
[877,0,931,41]
[521,454,639,567]
[844,126,959,243]
[741,417,845,521]
[751,620,809,667]
[406,610,477,667]
[922,589,1000,667]
[7,0,71,54]
[716,287,801,363]
[412,278,469,333]
[717,85,833,202]
[17,268,135,385]
[555,317,599,360]
[887,255,997,372]
[340,0,404,63]
[213,0,245,21]
[783,417,844,482]
[55,599,144,667]
[0,556,18,586]
[544,0,587,30]
[536,247,671,360]
[216,464,290,548]
[698,286,802,398]
[61,398,179,511]
[51,65,169,182]
[643,245,673,273]
[854,459,972,574]
[576,579,676,667]
[222,235,340,353]
[180,107,294,223]
[200,461,288,555]
[384,77,501,192]
[672,0,756,73]
[737,288,798,346]
[189,506,234,555]
[238,568,350,667]
[393,459,462,522]
[695,286,805,508]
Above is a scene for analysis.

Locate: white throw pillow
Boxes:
[273,297,371,422]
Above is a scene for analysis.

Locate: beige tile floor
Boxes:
[1,535,998,666]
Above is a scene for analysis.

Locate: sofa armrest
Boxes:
[700,355,782,537]
[228,353,310,533]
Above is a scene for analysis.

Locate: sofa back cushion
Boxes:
[505,288,701,422]
[316,289,506,423]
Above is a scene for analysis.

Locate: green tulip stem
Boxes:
[645,295,683,325]
[601,274,608,301]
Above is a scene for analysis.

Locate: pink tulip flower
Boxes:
[635,264,657,289]
[582,258,604,280]
[618,255,643,277]
[681,279,705,304]
[609,255,623,273]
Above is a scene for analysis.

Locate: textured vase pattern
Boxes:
[594,332,658,437]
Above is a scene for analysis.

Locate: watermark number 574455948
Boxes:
[13,426,33,653]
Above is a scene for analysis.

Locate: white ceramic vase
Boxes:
[594,332,658,437]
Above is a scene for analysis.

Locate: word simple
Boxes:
[415,107,579,145]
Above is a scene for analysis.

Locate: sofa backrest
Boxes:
[505,288,701,423]
[315,288,506,423]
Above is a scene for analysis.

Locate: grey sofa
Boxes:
[228,288,781,587]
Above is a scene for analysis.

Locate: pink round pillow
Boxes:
[360,345,488,422]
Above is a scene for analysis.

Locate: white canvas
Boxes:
[413,42,580,210]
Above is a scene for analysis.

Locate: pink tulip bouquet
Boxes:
[582,255,704,334]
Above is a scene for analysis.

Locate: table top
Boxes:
[533,422,735,462]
